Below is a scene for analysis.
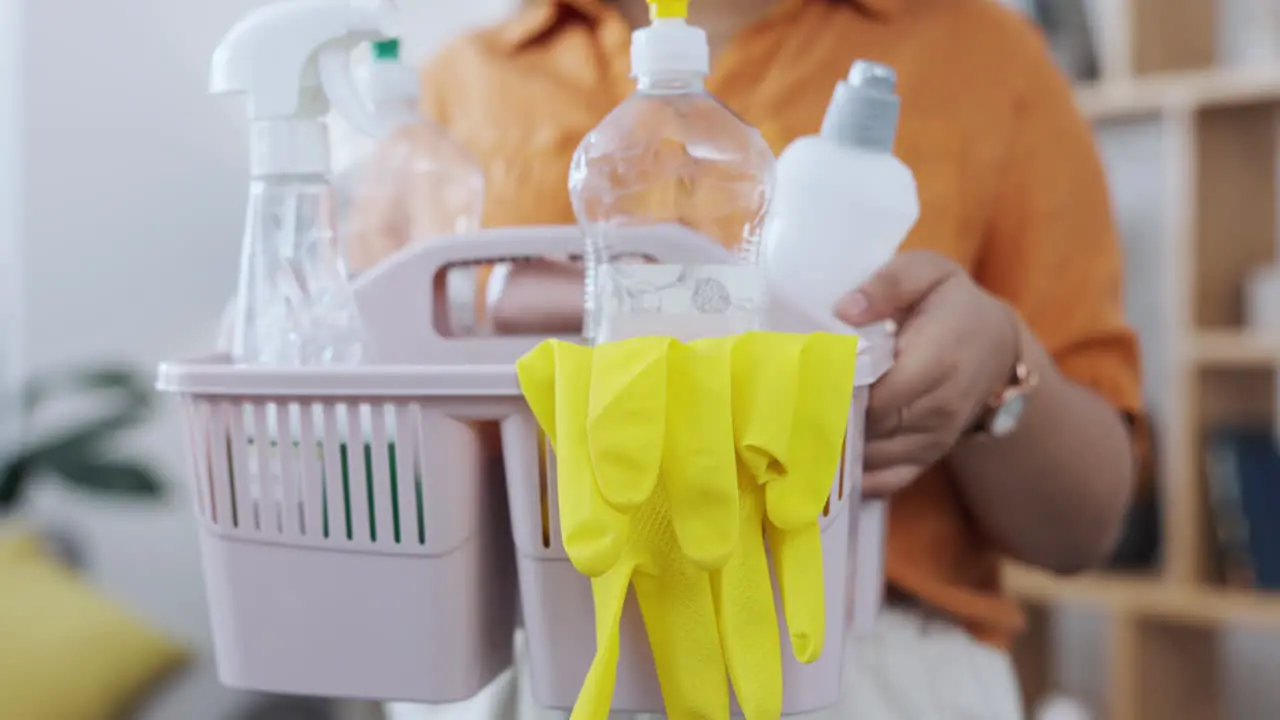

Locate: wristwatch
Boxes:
[969,322,1039,439]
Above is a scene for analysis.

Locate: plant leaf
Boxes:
[47,456,165,499]
[0,457,30,510]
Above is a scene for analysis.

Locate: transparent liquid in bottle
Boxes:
[232,178,365,366]
[569,74,775,344]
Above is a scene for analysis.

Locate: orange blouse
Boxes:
[403,0,1142,648]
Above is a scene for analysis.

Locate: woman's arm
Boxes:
[950,29,1143,573]
[948,319,1136,574]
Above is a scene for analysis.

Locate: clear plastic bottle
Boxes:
[233,172,365,366]
[342,38,485,274]
[568,0,775,344]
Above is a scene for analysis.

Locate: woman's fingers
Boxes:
[863,465,922,497]
[863,431,947,471]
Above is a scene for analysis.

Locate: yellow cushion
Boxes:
[0,530,188,720]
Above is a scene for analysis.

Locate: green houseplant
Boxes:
[0,367,165,513]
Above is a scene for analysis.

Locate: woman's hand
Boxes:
[834,251,1021,497]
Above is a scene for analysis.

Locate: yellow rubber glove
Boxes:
[515,333,858,719]
[518,339,627,577]
[768,334,858,663]
[731,332,859,665]
[517,337,732,720]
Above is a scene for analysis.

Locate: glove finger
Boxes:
[553,342,627,576]
[516,340,560,447]
[766,521,826,664]
[634,570,730,720]
[766,333,859,531]
[664,338,739,569]
[570,564,633,720]
[730,332,803,483]
[710,464,781,720]
[587,337,669,512]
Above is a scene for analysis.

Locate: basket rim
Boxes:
[156,354,522,398]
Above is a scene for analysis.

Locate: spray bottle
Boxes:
[211,0,398,366]
[568,0,775,344]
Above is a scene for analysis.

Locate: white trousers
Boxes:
[385,606,1024,720]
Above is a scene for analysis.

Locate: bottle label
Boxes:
[596,264,765,342]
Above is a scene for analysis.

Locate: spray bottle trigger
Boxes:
[317,41,389,139]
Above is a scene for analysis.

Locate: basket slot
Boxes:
[205,401,239,530]
[344,403,374,544]
[536,428,553,550]
[367,404,398,544]
[320,406,347,540]
[393,404,423,546]
[226,400,256,531]
[843,395,867,506]
[183,399,212,522]
[276,402,304,539]
[297,402,326,539]
[837,433,848,502]
[251,402,282,535]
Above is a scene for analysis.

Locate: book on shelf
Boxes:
[1108,411,1161,570]
[1204,427,1280,589]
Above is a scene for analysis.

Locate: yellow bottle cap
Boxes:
[648,0,689,20]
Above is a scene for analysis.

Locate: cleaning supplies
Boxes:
[211,0,398,366]
[516,331,858,719]
[762,60,918,314]
[568,0,775,344]
[341,38,485,275]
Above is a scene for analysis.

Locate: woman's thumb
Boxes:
[834,250,959,326]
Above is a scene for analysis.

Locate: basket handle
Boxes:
[351,224,737,365]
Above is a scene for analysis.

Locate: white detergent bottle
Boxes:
[762,60,918,312]
[211,0,398,366]
[762,59,919,634]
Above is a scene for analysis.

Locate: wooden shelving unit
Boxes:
[1005,3,1280,718]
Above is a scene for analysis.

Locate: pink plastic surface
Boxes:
[156,224,893,711]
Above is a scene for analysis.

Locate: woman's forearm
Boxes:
[948,320,1137,574]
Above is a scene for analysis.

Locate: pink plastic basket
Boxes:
[157,225,893,711]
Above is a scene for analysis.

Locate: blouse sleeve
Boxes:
[974,33,1143,422]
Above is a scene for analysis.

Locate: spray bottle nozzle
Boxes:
[210,0,399,126]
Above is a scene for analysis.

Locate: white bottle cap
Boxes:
[821,60,901,153]
[630,18,710,78]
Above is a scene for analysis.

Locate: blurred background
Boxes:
[1,0,1278,719]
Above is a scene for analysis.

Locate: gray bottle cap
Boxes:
[820,60,901,153]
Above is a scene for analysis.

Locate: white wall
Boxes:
[1,0,23,458]
[15,1,512,718]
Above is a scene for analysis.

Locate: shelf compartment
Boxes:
[1004,563,1280,628]
[1192,329,1280,365]
[1077,67,1280,122]
[1131,0,1217,75]
[1194,101,1278,328]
